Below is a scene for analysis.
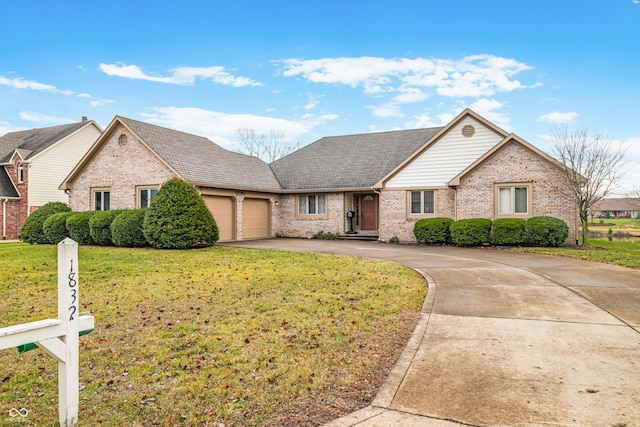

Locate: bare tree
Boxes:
[236,129,302,162]
[551,125,627,246]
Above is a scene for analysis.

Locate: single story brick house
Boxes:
[591,198,639,219]
[60,109,578,243]
[0,118,102,240]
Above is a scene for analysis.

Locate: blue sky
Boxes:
[1,0,638,192]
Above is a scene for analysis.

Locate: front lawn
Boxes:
[0,243,426,426]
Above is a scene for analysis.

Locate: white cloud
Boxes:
[90,99,114,107]
[538,111,578,123]
[99,63,261,87]
[0,75,74,95]
[468,98,511,129]
[366,103,404,118]
[405,112,454,129]
[393,87,429,104]
[141,107,316,147]
[279,54,539,99]
[19,111,74,124]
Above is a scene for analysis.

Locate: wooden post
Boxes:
[57,238,79,427]
[0,238,92,427]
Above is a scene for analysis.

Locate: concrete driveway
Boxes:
[223,239,640,427]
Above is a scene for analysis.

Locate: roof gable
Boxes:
[448,133,565,186]
[269,127,443,190]
[379,109,508,187]
[62,116,282,192]
[1,121,98,163]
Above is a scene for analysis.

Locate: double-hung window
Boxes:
[409,190,436,216]
[497,185,529,215]
[298,194,326,216]
[93,189,111,211]
[17,164,24,183]
[139,187,158,208]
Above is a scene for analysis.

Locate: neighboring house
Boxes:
[60,109,578,243]
[0,118,103,240]
[591,198,640,219]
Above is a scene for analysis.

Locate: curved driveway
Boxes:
[223,239,640,427]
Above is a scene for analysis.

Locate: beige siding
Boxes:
[68,125,175,211]
[28,124,102,208]
[386,116,503,188]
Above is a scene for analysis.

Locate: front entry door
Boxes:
[360,194,377,230]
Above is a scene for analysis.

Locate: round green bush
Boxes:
[491,218,527,246]
[413,217,453,244]
[89,210,120,246]
[111,209,148,247]
[20,202,71,244]
[143,178,219,249]
[526,216,569,247]
[43,212,74,244]
[66,211,97,245]
[450,218,493,247]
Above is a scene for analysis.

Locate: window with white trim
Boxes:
[93,189,111,211]
[139,187,158,208]
[498,186,528,215]
[17,163,24,183]
[410,190,435,215]
[298,194,326,215]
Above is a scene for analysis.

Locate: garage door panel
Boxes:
[243,199,269,239]
[203,196,234,241]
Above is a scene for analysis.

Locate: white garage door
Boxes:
[242,198,270,239]
[203,196,234,241]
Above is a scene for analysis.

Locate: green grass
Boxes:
[0,243,426,426]
[586,218,640,229]
[518,239,640,269]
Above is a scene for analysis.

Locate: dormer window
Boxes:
[17,163,24,183]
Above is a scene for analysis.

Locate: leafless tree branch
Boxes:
[236,129,302,162]
[551,125,627,246]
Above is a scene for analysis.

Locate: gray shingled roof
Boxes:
[269,127,443,190]
[1,122,88,163]
[0,166,19,198]
[119,117,283,191]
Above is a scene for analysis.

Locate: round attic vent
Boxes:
[118,134,128,146]
[461,125,475,138]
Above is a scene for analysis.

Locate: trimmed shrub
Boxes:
[43,212,74,244]
[143,178,219,249]
[89,210,120,246]
[111,209,148,247]
[20,202,71,244]
[66,211,96,245]
[312,230,338,240]
[491,218,527,246]
[450,218,493,247]
[413,217,453,244]
[527,216,569,247]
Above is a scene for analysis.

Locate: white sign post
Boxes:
[0,238,94,427]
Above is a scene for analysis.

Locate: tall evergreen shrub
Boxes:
[143,178,219,249]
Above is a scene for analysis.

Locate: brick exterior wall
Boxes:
[272,193,344,238]
[456,141,577,241]
[1,159,29,240]
[378,188,455,242]
[69,127,176,212]
[378,142,577,243]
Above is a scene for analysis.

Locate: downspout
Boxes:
[452,187,458,221]
[2,199,7,240]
